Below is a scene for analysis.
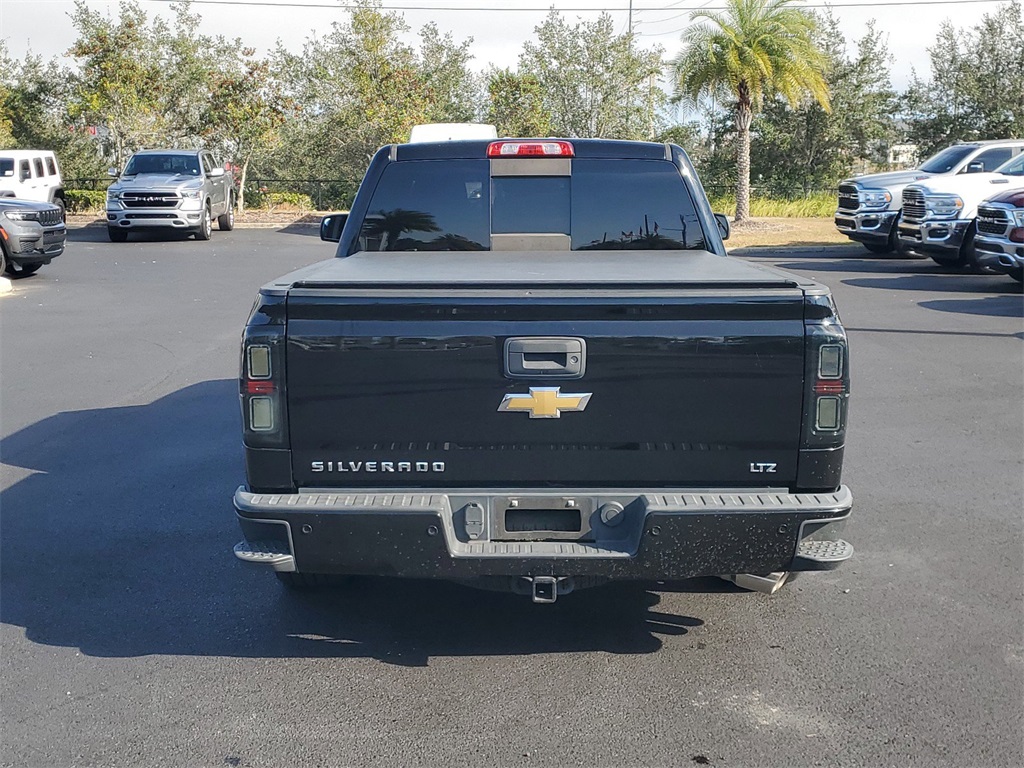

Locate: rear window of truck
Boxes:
[356,158,707,252]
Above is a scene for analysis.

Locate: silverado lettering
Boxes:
[233,132,855,602]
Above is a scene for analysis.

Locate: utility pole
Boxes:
[628,0,633,35]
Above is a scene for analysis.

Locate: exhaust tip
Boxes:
[721,572,791,595]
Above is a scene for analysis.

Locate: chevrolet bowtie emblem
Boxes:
[498,387,592,419]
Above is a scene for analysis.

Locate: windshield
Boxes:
[355,158,707,253]
[996,154,1024,176]
[123,154,201,176]
[919,146,975,174]
[0,158,13,177]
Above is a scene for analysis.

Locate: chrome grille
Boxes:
[121,192,179,208]
[39,208,63,227]
[902,187,926,222]
[977,205,1011,236]
[837,183,859,213]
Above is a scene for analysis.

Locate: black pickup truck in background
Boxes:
[233,138,853,602]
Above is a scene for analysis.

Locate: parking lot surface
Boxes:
[2,228,1022,767]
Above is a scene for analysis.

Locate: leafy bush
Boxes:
[708,192,834,218]
[247,189,315,211]
[65,189,106,213]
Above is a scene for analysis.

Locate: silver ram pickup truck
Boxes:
[105,149,235,242]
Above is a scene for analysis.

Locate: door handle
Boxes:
[505,337,586,379]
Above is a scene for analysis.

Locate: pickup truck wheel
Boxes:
[54,196,66,223]
[931,222,974,269]
[1009,267,1023,283]
[194,204,212,241]
[108,227,129,243]
[862,242,891,254]
[0,241,8,274]
[217,197,235,231]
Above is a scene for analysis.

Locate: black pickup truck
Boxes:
[233,138,853,602]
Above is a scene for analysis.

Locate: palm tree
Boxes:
[671,0,830,222]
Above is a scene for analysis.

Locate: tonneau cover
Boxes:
[263,251,817,293]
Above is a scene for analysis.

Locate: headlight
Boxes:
[1012,210,1024,227]
[858,188,892,208]
[180,189,202,199]
[925,195,964,218]
[106,189,120,201]
[4,210,40,222]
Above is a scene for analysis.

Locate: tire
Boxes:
[194,203,212,241]
[217,196,235,231]
[275,571,333,590]
[53,195,66,223]
[0,241,8,274]
[1009,267,1023,284]
[108,227,128,243]
[931,222,974,269]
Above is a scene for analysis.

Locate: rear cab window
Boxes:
[355,156,707,253]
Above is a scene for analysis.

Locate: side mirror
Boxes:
[714,213,730,241]
[209,167,225,178]
[107,167,119,177]
[965,161,985,174]
[320,213,348,243]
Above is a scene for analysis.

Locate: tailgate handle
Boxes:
[505,337,586,379]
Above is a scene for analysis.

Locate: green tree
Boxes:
[518,11,666,139]
[204,49,293,211]
[486,69,552,137]
[67,0,170,166]
[672,0,830,221]
[903,2,1024,157]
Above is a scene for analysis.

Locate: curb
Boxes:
[0,276,12,294]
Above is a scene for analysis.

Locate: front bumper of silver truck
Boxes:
[834,209,898,246]
[897,217,970,259]
[233,486,853,595]
[106,196,205,230]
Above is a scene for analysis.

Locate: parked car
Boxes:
[0,150,67,219]
[105,149,235,242]
[897,153,1024,268]
[834,140,1024,254]
[0,198,66,276]
[974,187,1024,283]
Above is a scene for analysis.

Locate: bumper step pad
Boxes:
[233,540,296,572]
[793,538,854,570]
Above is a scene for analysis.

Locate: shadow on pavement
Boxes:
[917,295,1024,318]
[0,380,706,664]
[276,222,323,238]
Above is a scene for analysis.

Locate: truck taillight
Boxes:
[801,297,850,450]
[240,294,288,448]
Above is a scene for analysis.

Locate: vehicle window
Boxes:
[123,154,201,176]
[492,177,570,234]
[996,154,1024,176]
[19,160,31,181]
[974,147,1014,172]
[919,146,975,173]
[33,158,44,177]
[356,157,709,253]
[358,160,490,251]
[0,159,13,178]
[200,154,213,175]
[570,159,706,251]
[45,157,57,176]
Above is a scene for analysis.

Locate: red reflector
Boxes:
[487,141,574,158]
[814,381,845,395]
[246,380,276,394]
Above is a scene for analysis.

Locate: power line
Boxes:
[124,0,1012,10]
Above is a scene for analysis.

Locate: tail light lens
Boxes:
[240,294,288,448]
[801,297,850,449]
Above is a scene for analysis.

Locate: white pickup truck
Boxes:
[105,149,235,242]
[834,140,1024,254]
[897,152,1024,268]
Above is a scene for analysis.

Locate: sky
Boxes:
[0,0,1015,95]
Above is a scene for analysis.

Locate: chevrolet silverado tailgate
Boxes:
[282,251,808,488]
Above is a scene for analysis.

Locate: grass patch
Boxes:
[709,193,834,218]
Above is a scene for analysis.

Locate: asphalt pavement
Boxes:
[1,227,1022,767]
